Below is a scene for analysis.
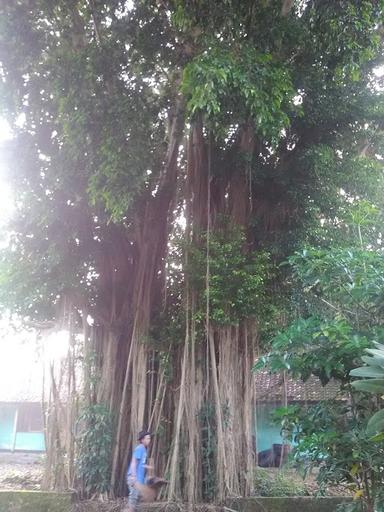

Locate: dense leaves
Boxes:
[76,404,113,495]
[273,399,384,509]
[254,316,370,384]
[189,229,271,325]
[182,47,294,141]
[1,0,383,322]
[256,208,384,509]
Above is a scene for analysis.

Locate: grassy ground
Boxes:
[252,467,350,497]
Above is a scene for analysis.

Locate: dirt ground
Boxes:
[0,454,350,511]
[71,502,218,512]
[0,451,43,490]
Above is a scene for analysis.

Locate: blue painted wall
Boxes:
[256,403,284,453]
[15,432,45,451]
[0,405,16,450]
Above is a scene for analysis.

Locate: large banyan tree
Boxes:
[0,0,384,502]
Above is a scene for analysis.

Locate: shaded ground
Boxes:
[253,467,351,497]
[71,499,127,512]
[0,455,350,510]
[71,502,219,512]
[0,451,43,490]
[70,471,351,512]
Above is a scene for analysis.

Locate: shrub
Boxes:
[254,469,308,497]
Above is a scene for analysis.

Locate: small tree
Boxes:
[255,206,384,511]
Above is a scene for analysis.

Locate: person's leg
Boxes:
[127,483,139,512]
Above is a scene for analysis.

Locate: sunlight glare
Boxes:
[0,118,14,226]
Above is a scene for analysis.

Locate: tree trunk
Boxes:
[163,121,257,501]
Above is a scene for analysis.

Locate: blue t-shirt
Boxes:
[127,444,147,484]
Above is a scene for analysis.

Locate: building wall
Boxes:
[255,402,284,453]
[0,403,45,452]
[15,433,45,451]
[0,405,16,450]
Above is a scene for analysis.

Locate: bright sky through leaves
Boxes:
[0,118,14,227]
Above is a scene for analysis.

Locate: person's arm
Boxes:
[129,456,137,484]
[144,457,154,472]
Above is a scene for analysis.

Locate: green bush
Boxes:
[76,404,113,496]
[254,469,307,497]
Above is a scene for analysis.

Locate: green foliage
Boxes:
[198,399,237,501]
[199,401,217,501]
[254,468,307,497]
[254,316,370,384]
[256,203,384,510]
[351,343,384,437]
[76,404,113,496]
[0,0,383,325]
[189,229,272,325]
[351,343,384,384]
[0,0,176,320]
[287,248,384,327]
[273,399,384,509]
[86,86,165,221]
[182,46,295,142]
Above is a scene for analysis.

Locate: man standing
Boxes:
[127,430,151,512]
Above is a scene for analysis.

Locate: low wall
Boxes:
[225,496,353,512]
[0,490,73,512]
[0,494,352,512]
